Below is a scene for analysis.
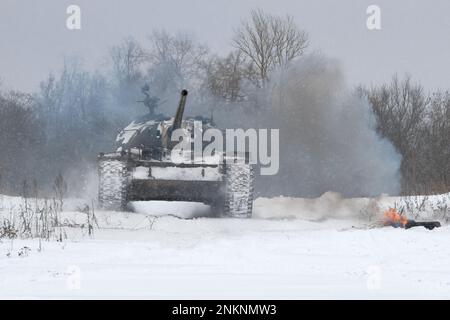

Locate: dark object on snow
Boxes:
[405,220,441,230]
[383,208,441,230]
[98,89,254,218]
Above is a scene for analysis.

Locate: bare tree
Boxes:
[362,75,428,156]
[358,75,450,194]
[425,91,450,192]
[206,51,257,102]
[0,91,41,193]
[110,37,147,84]
[34,61,114,194]
[147,30,209,95]
[233,9,309,86]
[109,37,148,117]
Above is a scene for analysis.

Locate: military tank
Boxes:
[98,90,254,218]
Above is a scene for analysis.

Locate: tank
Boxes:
[97,90,254,218]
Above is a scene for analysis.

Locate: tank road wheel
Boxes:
[224,163,254,218]
[98,157,129,211]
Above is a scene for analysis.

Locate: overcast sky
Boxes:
[0,0,449,92]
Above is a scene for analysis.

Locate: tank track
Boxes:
[97,156,254,217]
[224,163,254,218]
[98,158,129,211]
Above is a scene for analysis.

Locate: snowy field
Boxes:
[0,192,449,299]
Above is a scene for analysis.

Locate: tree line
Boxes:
[0,9,448,196]
[358,76,450,194]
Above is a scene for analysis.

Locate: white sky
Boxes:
[0,0,449,92]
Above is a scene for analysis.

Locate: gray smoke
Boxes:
[216,54,401,197]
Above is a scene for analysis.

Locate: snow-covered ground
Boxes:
[0,192,449,299]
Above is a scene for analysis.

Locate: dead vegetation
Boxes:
[394,194,450,222]
[0,175,97,241]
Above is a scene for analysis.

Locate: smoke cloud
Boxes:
[215,54,401,197]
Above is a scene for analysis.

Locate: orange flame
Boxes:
[383,208,408,227]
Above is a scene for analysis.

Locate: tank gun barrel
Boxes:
[172,89,188,131]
